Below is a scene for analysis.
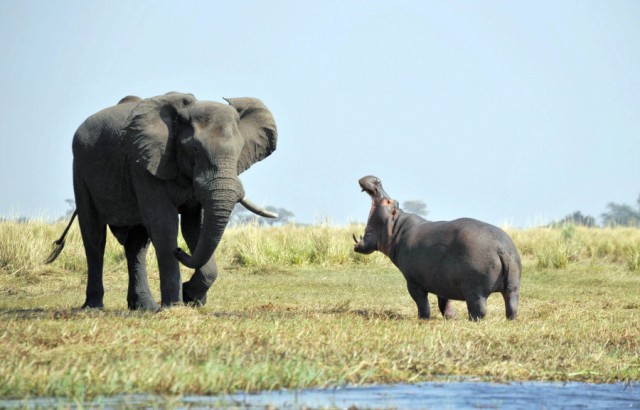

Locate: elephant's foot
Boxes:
[182,281,208,307]
[81,300,104,309]
[127,294,160,311]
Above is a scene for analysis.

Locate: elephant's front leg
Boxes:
[180,207,218,306]
[123,225,159,311]
[151,224,182,307]
[138,196,183,307]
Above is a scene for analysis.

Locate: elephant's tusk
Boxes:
[240,197,278,218]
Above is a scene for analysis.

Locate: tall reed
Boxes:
[506,224,640,269]
[2,221,639,277]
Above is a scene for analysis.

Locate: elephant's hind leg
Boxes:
[75,171,108,308]
[123,225,159,311]
[77,211,106,309]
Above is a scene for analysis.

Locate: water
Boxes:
[2,381,638,409]
[216,381,640,409]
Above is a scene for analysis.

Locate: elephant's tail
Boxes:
[45,210,78,264]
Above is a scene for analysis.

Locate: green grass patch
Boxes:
[1,221,639,399]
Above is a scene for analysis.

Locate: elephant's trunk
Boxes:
[175,171,244,269]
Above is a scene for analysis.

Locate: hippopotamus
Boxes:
[353,176,521,321]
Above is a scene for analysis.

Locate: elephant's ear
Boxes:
[224,97,278,174]
[125,93,196,180]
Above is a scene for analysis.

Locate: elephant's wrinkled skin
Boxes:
[353,176,521,320]
[48,92,278,310]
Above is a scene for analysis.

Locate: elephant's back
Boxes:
[72,101,142,224]
[72,102,136,156]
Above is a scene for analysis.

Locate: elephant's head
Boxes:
[125,92,278,269]
[353,175,400,255]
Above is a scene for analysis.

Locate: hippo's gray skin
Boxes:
[353,176,521,321]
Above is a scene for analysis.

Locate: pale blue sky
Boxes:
[1,1,639,226]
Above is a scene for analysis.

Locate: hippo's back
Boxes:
[395,217,520,299]
[413,218,516,253]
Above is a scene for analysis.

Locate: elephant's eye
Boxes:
[184,138,200,153]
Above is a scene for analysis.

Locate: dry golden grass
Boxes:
[0,221,639,400]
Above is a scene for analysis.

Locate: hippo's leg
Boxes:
[465,294,487,321]
[502,289,519,320]
[407,281,430,319]
[437,296,457,320]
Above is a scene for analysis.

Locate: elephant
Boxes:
[47,92,278,310]
[353,176,521,321]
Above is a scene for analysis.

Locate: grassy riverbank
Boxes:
[1,221,639,399]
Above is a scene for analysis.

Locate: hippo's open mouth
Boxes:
[353,175,396,255]
[358,175,390,201]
